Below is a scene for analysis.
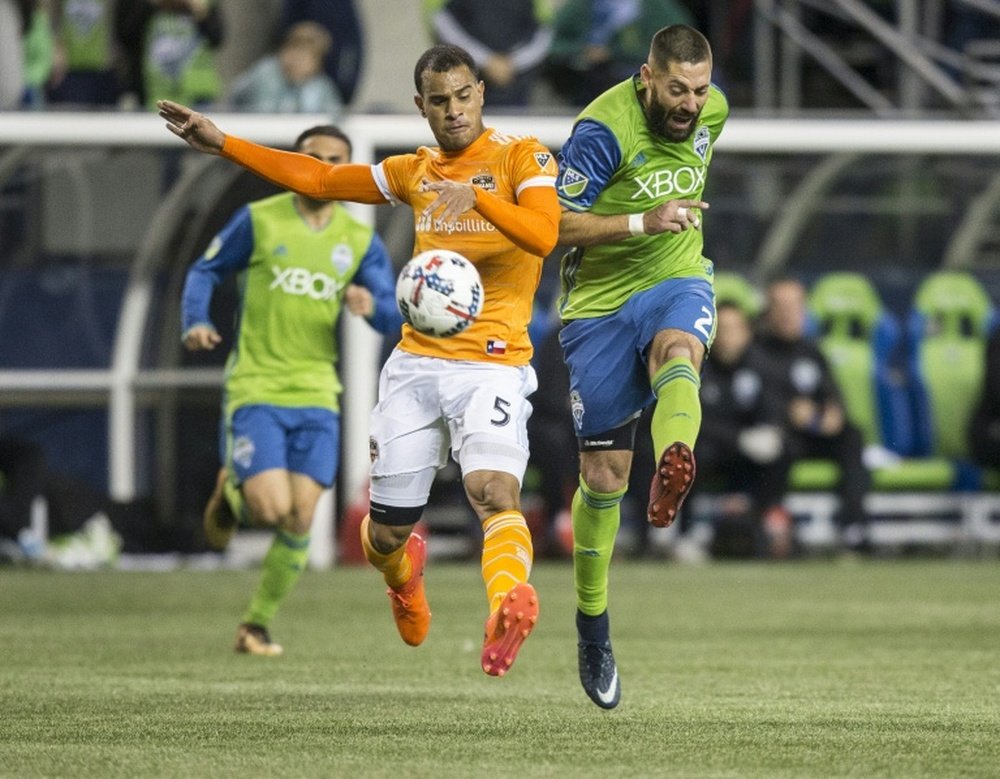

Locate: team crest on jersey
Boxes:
[369,436,379,463]
[232,436,255,469]
[559,167,589,199]
[693,126,711,161]
[570,390,585,430]
[330,243,353,274]
[471,173,496,191]
[534,152,553,170]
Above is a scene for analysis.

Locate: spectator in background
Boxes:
[19,1,54,107]
[698,302,793,558]
[0,0,28,108]
[47,0,122,107]
[228,21,342,115]
[757,278,871,552]
[547,0,695,106]
[430,0,553,107]
[117,0,224,109]
[282,0,363,106]
[969,327,1000,469]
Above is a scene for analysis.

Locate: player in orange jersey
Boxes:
[159,44,559,677]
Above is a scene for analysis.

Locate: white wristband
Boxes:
[628,212,645,236]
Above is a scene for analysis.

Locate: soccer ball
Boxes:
[395,249,484,337]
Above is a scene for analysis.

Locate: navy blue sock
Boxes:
[576,609,610,645]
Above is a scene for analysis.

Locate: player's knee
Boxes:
[463,470,520,519]
[367,517,414,553]
[245,495,291,528]
[580,455,630,494]
[649,331,705,373]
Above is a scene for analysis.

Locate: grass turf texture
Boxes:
[1,560,998,778]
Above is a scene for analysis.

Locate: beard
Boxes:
[644,84,701,142]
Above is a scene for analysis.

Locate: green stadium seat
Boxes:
[713,271,761,319]
[908,271,996,470]
[793,273,956,492]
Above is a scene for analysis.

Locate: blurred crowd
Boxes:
[0,0,364,114]
[525,271,1000,562]
[4,0,997,115]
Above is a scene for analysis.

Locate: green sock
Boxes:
[572,477,626,616]
[650,356,702,459]
[223,477,251,526]
[242,530,311,627]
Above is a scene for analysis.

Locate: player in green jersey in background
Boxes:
[554,25,729,708]
[181,125,401,656]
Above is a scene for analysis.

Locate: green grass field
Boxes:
[2,559,998,778]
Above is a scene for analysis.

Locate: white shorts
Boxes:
[368,349,538,508]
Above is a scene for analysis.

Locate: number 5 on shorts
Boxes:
[491,396,511,427]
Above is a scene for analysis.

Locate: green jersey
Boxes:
[556,76,729,320]
[182,193,398,418]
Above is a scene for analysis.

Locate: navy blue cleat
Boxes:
[578,639,621,709]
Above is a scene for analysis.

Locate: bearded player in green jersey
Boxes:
[555,25,728,708]
[181,125,401,656]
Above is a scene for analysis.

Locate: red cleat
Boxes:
[647,442,696,528]
[481,583,539,677]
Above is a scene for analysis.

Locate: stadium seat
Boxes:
[789,272,942,491]
[906,271,998,483]
[713,270,762,318]
[807,272,911,452]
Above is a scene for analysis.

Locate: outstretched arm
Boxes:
[159,99,226,153]
[158,100,386,204]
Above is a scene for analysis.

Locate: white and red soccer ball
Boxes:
[395,249,484,338]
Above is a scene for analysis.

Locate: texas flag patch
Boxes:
[486,339,507,355]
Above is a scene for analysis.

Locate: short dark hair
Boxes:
[649,25,712,70]
[294,125,352,158]
[413,44,477,94]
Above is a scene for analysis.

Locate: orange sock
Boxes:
[481,510,533,613]
[360,515,412,590]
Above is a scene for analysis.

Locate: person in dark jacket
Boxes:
[758,277,871,551]
[698,301,793,557]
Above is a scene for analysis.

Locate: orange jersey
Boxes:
[373,129,558,365]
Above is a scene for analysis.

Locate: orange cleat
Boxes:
[647,441,696,528]
[234,623,283,656]
[481,582,539,677]
[386,533,431,646]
